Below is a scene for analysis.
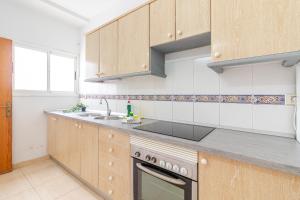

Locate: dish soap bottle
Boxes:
[127,100,132,117]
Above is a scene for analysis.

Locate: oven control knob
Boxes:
[159,160,166,168]
[135,152,141,157]
[173,165,179,173]
[166,162,173,170]
[151,157,157,163]
[145,155,151,161]
[180,167,188,176]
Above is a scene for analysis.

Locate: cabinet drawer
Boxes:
[99,127,130,148]
[99,152,130,176]
[99,175,131,200]
[99,141,130,159]
[99,167,131,193]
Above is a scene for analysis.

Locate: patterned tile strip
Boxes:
[79,94,286,105]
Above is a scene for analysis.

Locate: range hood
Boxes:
[208,50,300,73]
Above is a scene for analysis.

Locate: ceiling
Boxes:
[7,0,121,27]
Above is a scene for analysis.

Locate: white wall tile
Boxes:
[253,105,295,137]
[153,101,173,121]
[169,59,194,94]
[220,103,253,129]
[194,57,219,94]
[220,65,253,94]
[116,100,128,114]
[194,102,219,126]
[253,61,296,94]
[140,101,155,119]
[173,102,194,123]
[131,100,141,116]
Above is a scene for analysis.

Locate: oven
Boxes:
[131,145,198,200]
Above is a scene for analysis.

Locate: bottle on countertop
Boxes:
[127,100,132,117]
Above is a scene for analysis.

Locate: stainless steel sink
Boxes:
[77,113,103,117]
[94,115,122,120]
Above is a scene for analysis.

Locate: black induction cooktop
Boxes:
[133,121,215,142]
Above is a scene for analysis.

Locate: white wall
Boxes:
[0,0,81,164]
[81,46,296,138]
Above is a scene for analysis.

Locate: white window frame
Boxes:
[12,42,79,97]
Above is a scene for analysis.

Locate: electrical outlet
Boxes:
[285,94,297,105]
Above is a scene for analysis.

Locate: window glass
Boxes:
[50,54,75,92]
[14,46,47,91]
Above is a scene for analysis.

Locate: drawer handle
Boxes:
[108,176,113,181]
[51,117,57,121]
[78,125,82,129]
[108,161,113,167]
[108,134,113,139]
[108,148,113,153]
[108,190,113,195]
[214,52,221,58]
[167,33,173,38]
[177,30,183,36]
[74,123,78,127]
[200,158,208,165]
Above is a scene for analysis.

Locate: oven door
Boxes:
[133,158,197,200]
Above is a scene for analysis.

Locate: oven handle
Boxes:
[136,163,186,186]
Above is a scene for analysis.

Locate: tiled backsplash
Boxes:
[80,46,296,138]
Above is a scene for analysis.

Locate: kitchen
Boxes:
[0,0,300,200]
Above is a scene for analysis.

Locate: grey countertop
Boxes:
[45,111,300,176]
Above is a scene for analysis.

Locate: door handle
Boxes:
[136,163,186,186]
[0,102,12,117]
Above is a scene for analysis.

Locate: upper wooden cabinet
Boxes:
[150,0,210,46]
[118,5,150,75]
[150,0,176,46]
[99,22,118,77]
[86,30,100,78]
[198,152,300,200]
[211,0,300,61]
[176,0,211,40]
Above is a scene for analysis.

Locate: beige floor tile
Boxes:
[4,189,41,200]
[21,159,65,187]
[57,187,104,200]
[35,173,81,200]
[0,169,32,199]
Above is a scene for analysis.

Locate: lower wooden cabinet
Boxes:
[198,152,300,200]
[47,115,58,158]
[80,123,99,187]
[98,127,131,200]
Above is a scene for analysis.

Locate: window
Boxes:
[14,47,47,91]
[14,45,77,94]
[50,54,75,92]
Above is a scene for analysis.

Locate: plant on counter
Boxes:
[63,102,87,113]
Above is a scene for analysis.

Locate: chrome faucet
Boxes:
[100,97,111,116]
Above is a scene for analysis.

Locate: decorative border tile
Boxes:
[254,95,285,105]
[195,95,220,103]
[80,94,286,105]
[221,95,253,104]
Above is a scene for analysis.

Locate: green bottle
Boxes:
[127,100,132,117]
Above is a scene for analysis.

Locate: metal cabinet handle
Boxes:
[136,163,186,186]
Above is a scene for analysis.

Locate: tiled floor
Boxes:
[0,159,104,200]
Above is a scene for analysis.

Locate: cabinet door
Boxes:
[198,152,300,200]
[86,30,100,78]
[99,22,118,77]
[176,0,210,40]
[47,116,57,157]
[118,5,150,74]
[150,0,175,46]
[80,123,99,187]
[211,0,300,61]
[67,120,81,175]
[55,117,69,165]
